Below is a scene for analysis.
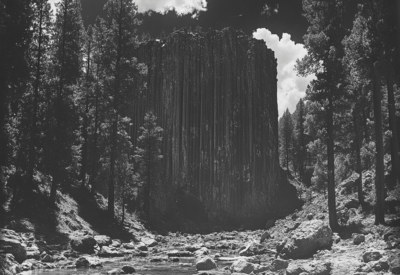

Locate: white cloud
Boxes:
[135,0,207,14]
[253,28,315,117]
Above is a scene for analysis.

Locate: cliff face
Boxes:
[132,28,289,223]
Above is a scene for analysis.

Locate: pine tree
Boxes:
[27,0,52,192]
[97,0,143,217]
[49,0,84,205]
[293,99,306,181]
[296,0,348,232]
[134,112,163,220]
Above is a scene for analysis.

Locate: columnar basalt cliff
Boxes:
[132,28,298,223]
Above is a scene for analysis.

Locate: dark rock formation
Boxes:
[132,28,299,223]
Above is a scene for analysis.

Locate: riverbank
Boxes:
[1,171,400,275]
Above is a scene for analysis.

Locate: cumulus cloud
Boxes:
[135,0,207,14]
[253,28,315,117]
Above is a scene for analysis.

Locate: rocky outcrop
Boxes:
[0,229,27,263]
[133,28,299,222]
[279,220,332,259]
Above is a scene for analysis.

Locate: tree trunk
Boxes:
[50,0,68,206]
[353,107,364,205]
[108,0,123,218]
[28,2,44,192]
[386,64,400,189]
[90,66,99,195]
[373,63,385,225]
[327,94,339,232]
[80,37,92,188]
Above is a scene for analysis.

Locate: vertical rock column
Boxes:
[133,28,281,222]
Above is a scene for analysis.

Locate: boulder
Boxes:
[75,256,102,268]
[286,261,331,275]
[0,229,27,263]
[141,237,157,247]
[390,256,400,274]
[94,235,111,247]
[121,265,136,274]
[352,233,365,245]
[230,259,256,274]
[69,232,97,253]
[362,250,382,263]
[307,213,314,220]
[280,220,332,259]
[136,242,148,251]
[122,242,136,250]
[110,239,121,248]
[196,256,217,271]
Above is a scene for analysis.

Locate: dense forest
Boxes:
[1,0,400,274]
[0,0,400,230]
[277,0,400,230]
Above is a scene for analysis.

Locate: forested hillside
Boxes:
[278,0,400,229]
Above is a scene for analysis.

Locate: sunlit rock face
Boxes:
[132,28,296,223]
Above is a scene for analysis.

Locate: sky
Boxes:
[48,0,315,116]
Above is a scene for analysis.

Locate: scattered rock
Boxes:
[307,213,313,220]
[389,252,400,274]
[352,233,365,245]
[196,256,217,271]
[238,241,267,256]
[0,229,27,263]
[194,247,209,257]
[270,258,288,271]
[286,260,331,275]
[41,254,54,263]
[97,246,124,257]
[0,254,21,275]
[230,259,256,274]
[69,231,97,253]
[75,256,102,268]
[362,250,382,263]
[123,242,136,250]
[167,250,194,257]
[280,220,332,259]
[94,235,111,247]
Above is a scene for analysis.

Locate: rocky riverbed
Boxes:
[2,213,400,275]
[2,171,400,275]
